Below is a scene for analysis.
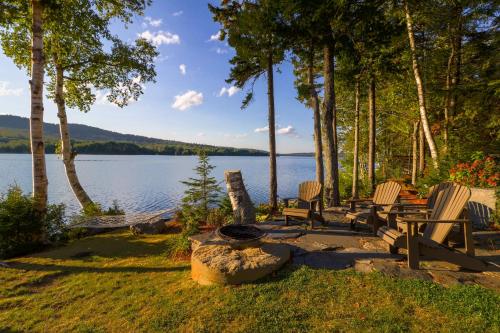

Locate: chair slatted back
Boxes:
[427,182,454,209]
[373,181,401,205]
[298,181,322,202]
[373,181,401,219]
[423,184,471,244]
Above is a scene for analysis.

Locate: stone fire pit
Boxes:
[216,225,266,248]
[191,225,290,285]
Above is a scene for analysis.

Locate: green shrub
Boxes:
[81,200,124,217]
[66,227,89,240]
[0,185,66,258]
[254,202,286,222]
[218,195,234,222]
[164,233,192,258]
[415,159,452,196]
[206,208,228,227]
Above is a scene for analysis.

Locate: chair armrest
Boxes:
[347,198,373,203]
[397,218,469,224]
[370,203,397,207]
[388,211,428,216]
[392,203,427,208]
[300,198,319,203]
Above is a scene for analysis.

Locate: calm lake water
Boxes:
[0,154,316,215]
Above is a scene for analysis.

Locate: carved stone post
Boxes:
[224,170,256,224]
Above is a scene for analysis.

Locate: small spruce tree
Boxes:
[180,150,221,234]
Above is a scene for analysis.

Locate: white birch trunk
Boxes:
[30,0,48,214]
[404,0,439,168]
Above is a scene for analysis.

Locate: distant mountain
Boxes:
[2,115,183,144]
[0,115,267,156]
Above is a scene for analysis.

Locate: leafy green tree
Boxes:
[180,151,221,234]
[1,0,156,208]
[285,0,325,208]
[209,0,286,211]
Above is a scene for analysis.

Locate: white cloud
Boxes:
[94,90,115,107]
[0,81,23,97]
[171,90,203,111]
[215,47,228,54]
[254,126,269,133]
[254,125,299,137]
[209,31,222,41]
[138,30,180,46]
[144,16,162,27]
[197,132,205,137]
[218,86,240,97]
[179,64,186,75]
[277,125,299,137]
[172,10,183,16]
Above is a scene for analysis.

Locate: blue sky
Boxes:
[0,0,315,154]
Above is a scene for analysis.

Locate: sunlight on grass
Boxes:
[0,230,498,332]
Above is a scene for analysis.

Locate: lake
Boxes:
[0,154,316,215]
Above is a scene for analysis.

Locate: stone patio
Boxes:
[189,210,500,289]
[250,214,500,290]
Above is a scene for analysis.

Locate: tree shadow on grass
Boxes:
[30,233,173,260]
[0,328,24,333]
[7,261,188,275]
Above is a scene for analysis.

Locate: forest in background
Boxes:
[0,115,267,156]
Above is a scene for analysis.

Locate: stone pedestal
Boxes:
[191,242,290,285]
[224,170,256,224]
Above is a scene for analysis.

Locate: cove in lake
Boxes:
[0,154,316,215]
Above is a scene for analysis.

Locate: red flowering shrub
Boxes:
[449,156,499,188]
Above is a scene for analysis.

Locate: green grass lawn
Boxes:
[1,231,499,333]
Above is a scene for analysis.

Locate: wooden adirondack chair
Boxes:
[390,182,454,231]
[282,181,323,229]
[345,181,401,234]
[377,184,489,271]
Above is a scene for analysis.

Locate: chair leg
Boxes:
[350,219,355,230]
[389,245,399,254]
[372,218,380,236]
[464,220,475,257]
[406,222,420,269]
[285,215,289,226]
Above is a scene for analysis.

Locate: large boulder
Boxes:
[130,218,168,235]
[191,242,290,285]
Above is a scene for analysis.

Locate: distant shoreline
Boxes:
[0,152,316,157]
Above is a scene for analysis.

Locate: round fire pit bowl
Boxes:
[216,225,266,249]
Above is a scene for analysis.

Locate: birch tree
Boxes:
[1,0,156,208]
[403,0,439,168]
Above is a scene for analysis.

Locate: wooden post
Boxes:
[370,205,379,235]
[464,220,475,257]
[406,222,420,269]
[224,170,256,225]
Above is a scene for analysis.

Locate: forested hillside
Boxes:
[0,115,267,156]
